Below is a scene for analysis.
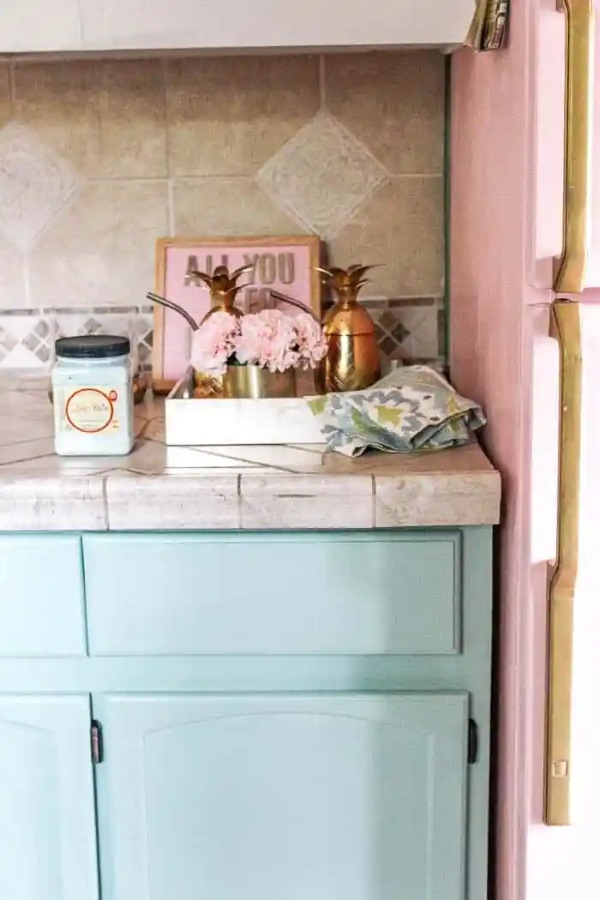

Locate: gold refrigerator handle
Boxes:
[554,0,594,293]
[545,299,582,826]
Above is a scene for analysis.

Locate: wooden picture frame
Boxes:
[152,235,322,393]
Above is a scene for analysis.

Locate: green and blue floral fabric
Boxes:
[307,366,486,457]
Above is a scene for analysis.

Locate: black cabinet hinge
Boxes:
[468,719,478,764]
[91,720,104,765]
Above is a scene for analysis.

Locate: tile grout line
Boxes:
[371,475,377,528]
[237,473,243,529]
[166,179,176,234]
[100,474,110,530]
[7,59,15,107]
[161,57,176,234]
[0,295,445,316]
[318,55,326,110]
[151,172,443,184]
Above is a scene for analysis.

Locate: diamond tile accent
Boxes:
[257,112,388,240]
[0,326,17,364]
[368,298,444,364]
[0,122,79,251]
[0,299,442,371]
[83,317,103,334]
[0,307,156,371]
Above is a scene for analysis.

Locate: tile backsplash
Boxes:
[0,52,446,370]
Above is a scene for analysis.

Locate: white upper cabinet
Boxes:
[0,0,83,52]
[80,0,476,52]
[0,0,477,56]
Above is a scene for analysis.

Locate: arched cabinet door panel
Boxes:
[97,692,468,900]
[0,695,99,900]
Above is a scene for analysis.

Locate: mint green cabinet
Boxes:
[83,532,461,656]
[0,536,86,657]
[96,692,468,900]
[0,695,99,900]
[0,527,493,900]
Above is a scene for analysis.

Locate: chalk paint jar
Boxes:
[52,335,134,456]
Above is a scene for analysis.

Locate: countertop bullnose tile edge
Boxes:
[0,476,108,531]
[375,471,500,528]
[0,375,502,531]
[374,470,501,528]
[240,473,375,530]
[104,473,241,530]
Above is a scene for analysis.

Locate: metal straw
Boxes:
[146,292,199,331]
[269,290,322,322]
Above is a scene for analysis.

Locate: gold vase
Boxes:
[223,364,297,399]
[315,264,381,393]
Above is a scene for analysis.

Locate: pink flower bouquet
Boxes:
[191,309,327,376]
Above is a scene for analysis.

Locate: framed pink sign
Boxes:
[152,235,322,392]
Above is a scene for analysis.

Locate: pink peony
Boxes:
[294,313,328,367]
[237,309,300,373]
[190,308,327,376]
[190,311,240,376]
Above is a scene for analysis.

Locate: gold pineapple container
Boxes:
[315,264,382,393]
[185,263,253,397]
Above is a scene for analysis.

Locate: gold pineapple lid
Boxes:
[317,264,378,337]
[185,263,254,321]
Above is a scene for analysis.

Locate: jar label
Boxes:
[59,387,122,434]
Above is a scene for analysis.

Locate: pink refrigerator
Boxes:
[450,1,600,898]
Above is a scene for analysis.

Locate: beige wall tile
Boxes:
[257,112,387,240]
[29,181,168,309]
[330,177,444,297]
[0,51,446,362]
[173,178,304,235]
[0,64,11,126]
[0,237,26,310]
[0,122,79,253]
[325,52,445,175]
[13,59,167,178]
[166,56,320,176]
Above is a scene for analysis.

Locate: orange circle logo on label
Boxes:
[65,388,114,433]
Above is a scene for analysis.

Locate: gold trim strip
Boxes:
[545,299,582,825]
[554,1,594,292]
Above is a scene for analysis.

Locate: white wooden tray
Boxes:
[165,368,325,446]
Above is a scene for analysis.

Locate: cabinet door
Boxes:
[0,696,99,900]
[0,1,83,52]
[98,692,468,900]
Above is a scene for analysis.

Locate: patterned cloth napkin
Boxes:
[306,366,486,457]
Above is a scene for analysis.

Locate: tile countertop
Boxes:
[0,373,501,532]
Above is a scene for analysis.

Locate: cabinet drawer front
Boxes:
[0,535,86,657]
[84,532,461,656]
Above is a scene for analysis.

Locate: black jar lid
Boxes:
[55,335,131,359]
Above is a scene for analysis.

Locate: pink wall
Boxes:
[452,2,600,898]
[450,2,558,899]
